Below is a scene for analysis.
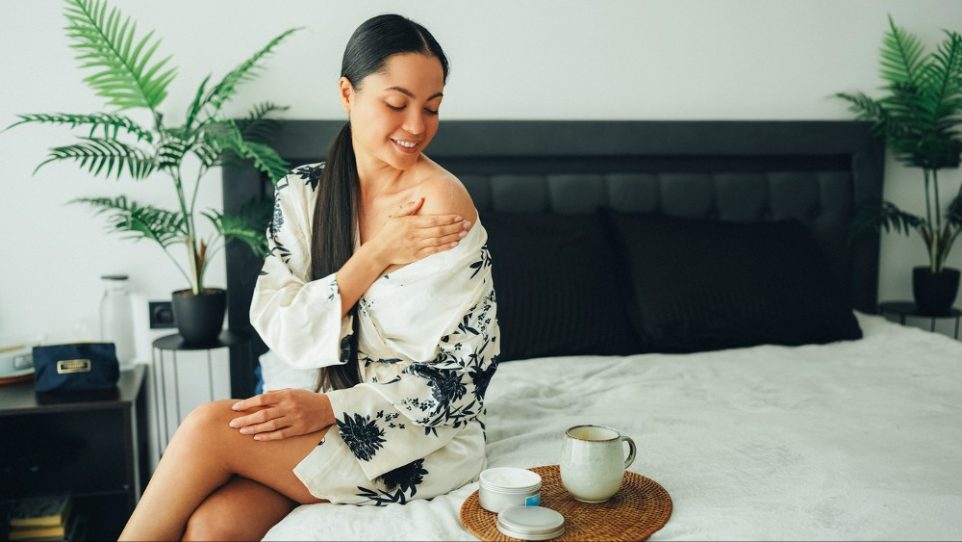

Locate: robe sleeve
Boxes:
[249,163,356,370]
[323,243,501,482]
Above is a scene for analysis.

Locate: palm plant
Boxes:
[5,0,297,295]
[838,14,962,273]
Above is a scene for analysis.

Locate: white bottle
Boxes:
[99,274,135,367]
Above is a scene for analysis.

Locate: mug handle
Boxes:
[622,436,636,469]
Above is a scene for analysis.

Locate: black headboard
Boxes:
[222,120,884,398]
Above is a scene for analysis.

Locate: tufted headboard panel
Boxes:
[222,120,884,397]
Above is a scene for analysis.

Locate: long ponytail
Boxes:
[310,122,362,392]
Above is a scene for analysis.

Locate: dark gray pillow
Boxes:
[481,211,642,361]
[603,210,862,353]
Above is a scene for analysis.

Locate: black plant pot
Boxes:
[912,267,961,316]
[171,288,227,345]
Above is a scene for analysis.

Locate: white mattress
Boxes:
[263,312,962,541]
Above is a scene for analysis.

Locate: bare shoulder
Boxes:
[414,170,479,223]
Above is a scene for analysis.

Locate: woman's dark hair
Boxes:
[310,14,449,393]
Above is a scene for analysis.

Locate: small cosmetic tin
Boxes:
[479,467,542,513]
[496,505,566,540]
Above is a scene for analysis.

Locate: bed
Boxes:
[220,121,962,540]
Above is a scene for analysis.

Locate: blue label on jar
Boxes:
[525,494,541,506]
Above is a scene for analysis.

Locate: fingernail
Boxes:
[254,435,262,440]
[459,230,467,237]
[240,428,251,434]
[231,404,240,410]
[462,221,471,229]
[454,215,462,221]
[229,420,238,427]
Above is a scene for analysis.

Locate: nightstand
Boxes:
[0,364,148,540]
[878,301,962,339]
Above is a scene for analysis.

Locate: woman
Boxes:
[120,13,500,541]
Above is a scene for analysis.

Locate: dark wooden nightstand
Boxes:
[0,364,148,540]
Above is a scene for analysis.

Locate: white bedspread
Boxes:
[263,312,962,541]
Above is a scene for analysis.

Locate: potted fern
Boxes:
[838,14,962,315]
[4,0,297,344]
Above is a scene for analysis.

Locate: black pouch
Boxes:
[32,342,120,393]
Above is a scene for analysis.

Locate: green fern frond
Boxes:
[63,0,177,111]
[919,29,962,131]
[200,27,302,116]
[197,120,289,180]
[34,136,156,179]
[70,195,186,247]
[236,102,290,143]
[239,139,289,182]
[947,191,962,227]
[155,136,190,171]
[839,18,962,170]
[192,120,232,169]
[877,200,926,234]
[247,102,289,120]
[192,141,221,170]
[184,73,212,132]
[880,13,926,86]
[3,112,153,142]
[202,201,271,257]
[849,200,926,245]
[834,92,890,136]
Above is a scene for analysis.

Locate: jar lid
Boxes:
[496,505,565,540]
[100,274,129,281]
[480,467,542,492]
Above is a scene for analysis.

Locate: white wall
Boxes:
[2,0,961,466]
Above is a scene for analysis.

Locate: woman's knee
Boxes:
[182,477,297,541]
[182,499,250,541]
[181,400,234,430]
[170,400,238,454]
[170,400,272,466]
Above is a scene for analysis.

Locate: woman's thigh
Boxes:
[180,399,331,504]
[182,475,302,541]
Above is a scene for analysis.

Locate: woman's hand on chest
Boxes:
[364,200,470,273]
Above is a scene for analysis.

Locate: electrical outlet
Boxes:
[149,301,176,329]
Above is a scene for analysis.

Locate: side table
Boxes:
[151,330,251,457]
[877,301,961,339]
[0,364,148,540]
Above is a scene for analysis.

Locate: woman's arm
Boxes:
[250,169,360,370]
[334,240,388,320]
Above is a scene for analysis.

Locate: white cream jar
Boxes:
[479,467,542,513]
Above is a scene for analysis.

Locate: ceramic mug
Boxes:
[560,424,636,503]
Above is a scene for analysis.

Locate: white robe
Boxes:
[249,162,501,505]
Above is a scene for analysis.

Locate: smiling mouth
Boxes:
[391,138,420,153]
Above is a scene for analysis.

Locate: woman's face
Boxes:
[340,52,445,172]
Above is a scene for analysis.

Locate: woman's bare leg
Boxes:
[119,399,331,541]
[181,475,301,541]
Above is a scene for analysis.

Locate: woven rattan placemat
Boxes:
[460,464,672,541]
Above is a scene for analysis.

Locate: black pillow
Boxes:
[603,211,862,353]
[480,211,642,361]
